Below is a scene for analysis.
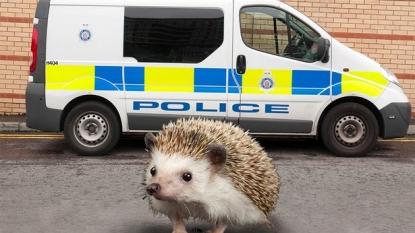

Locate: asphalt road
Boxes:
[0,134,414,233]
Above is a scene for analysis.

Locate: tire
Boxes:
[321,103,379,157]
[64,101,121,156]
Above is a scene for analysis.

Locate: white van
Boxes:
[26,0,411,156]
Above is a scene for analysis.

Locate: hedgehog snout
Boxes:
[146,183,161,196]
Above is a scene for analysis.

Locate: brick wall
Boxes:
[0,0,414,116]
[0,0,37,115]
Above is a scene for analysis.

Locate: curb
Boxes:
[0,122,39,132]
[407,125,415,135]
[1,121,415,135]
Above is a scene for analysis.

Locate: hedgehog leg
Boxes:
[169,213,188,233]
[204,219,228,233]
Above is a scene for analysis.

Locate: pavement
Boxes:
[1,115,415,134]
[0,115,36,132]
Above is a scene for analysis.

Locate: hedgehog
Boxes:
[143,118,280,233]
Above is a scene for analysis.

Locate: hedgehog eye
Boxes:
[182,172,192,182]
[150,167,156,176]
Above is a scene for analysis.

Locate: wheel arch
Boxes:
[60,95,122,133]
[317,97,384,139]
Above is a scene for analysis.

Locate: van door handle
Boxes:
[236,55,246,74]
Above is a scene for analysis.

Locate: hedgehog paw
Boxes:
[263,218,274,228]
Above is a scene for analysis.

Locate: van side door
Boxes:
[123,0,231,131]
[232,0,332,134]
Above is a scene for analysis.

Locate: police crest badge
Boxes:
[259,70,275,93]
[79,29,91,42]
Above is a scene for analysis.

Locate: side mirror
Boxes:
[316,37,330,63]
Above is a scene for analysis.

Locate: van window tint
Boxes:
[240,7,320,62]
[124,8,224,63]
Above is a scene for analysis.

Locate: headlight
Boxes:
[380,65,401,88]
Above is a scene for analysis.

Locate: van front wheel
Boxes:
[321,103,378,157]
[64,101,121,156]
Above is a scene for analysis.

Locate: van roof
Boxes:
[50,0,281,7]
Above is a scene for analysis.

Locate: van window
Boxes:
[240,7,320,62]
[124,8,224,63]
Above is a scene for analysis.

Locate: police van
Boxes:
[26,0,411,156]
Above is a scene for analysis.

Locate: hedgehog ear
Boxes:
[205,143,227,173]
[144,133,156,151]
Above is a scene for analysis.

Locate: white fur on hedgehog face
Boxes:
[145,149,212,202]
[144,148,268,225]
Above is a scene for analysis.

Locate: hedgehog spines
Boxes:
[151,117,280,215]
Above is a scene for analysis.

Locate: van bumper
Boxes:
[380,102,411,138]
[25,82,62,132]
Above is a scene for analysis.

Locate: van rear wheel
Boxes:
[64,101,120,156]
[321,103,378,157]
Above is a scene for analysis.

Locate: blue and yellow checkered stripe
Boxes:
[231,69,332,95]
[46,65,388,96]
[124,67,227,93]
[46,65,228,93]
[46,66,124,91]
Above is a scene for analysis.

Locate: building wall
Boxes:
[0,0,36,114]
[0,0,414,116]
